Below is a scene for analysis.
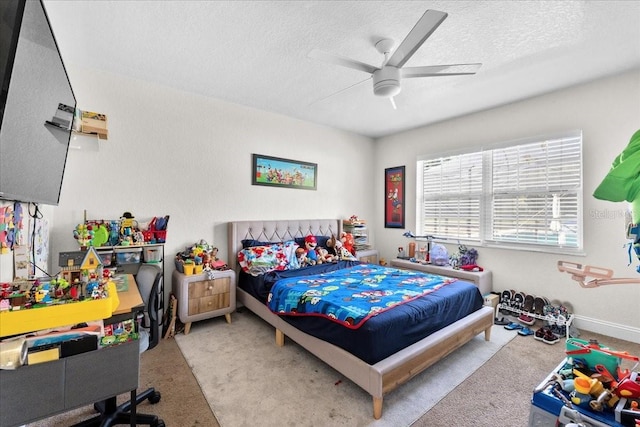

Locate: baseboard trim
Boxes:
[573,315,640,344]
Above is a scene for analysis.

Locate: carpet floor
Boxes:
[175,310,515,426]
[25,312,640,427]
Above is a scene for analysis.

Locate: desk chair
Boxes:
[73,264,165,427]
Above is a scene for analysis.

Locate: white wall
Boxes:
[7,64,639,342]
[50,64,375,299]
[374,70,640,342]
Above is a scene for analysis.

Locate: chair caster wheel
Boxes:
[149,390,161,404]
[153,419,165,427]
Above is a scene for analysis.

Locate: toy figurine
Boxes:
[570,377,595,409]
[119,212,137,242]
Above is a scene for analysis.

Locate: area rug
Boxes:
[175,310,515,427]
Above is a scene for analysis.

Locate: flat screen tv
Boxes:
[0,0,76,205]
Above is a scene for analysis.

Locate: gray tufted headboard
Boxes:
[227,219,341,272]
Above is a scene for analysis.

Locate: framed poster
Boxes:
[385,166,405,228]
[252,154,317,190]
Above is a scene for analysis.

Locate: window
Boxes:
[417,131,582,252]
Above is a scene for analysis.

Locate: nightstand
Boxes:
[172,269,236,335]
[389,258,492,295]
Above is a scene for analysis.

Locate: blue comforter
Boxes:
[267,264,457,329]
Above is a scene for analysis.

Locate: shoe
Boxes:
[534,327,550,342]
[504,322,523,330]
[542,330,559,345]
[513,292,526,311]
[518,313,536,325]
[534,327,559,344]
[499,290,515,313]
[522,294,535,313]
[533,296,549,316]
[518,327,535,336]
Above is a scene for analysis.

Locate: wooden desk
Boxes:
[113,274,144,315]
[0,278,143,427]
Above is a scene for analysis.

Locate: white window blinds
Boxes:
[418,131,583,251]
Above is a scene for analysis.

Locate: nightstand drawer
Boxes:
[196,293,230,314]
[188,277,230,298]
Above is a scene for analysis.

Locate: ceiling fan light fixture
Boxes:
[373,67,401,97]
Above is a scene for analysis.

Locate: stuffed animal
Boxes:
[340,232,355,256]
[304,235,319,265]
[316,246,336,263]
[328,234,356,260]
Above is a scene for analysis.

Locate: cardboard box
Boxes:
[80,110,108,139]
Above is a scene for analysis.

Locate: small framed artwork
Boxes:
[385,165,405,228]
[252,154,317,190]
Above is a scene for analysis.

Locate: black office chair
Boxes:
[73,264,165,427]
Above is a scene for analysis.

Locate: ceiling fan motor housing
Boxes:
[373,66,401,97]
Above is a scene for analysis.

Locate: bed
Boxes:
[228,219,494,419]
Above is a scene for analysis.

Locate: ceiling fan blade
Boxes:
[308,49,378,74]
[386,10,448,69]
[308,77,372,107]
[402,63,482,78]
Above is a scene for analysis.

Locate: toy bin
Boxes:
[96,249,113,267]
[114,247,142,275]
[529,358,639,427]
[143,245,163,263]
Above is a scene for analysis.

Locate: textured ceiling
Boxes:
[43,0,640,139]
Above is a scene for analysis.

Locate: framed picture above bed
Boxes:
[385,165,405,228]
[252,154,317,190]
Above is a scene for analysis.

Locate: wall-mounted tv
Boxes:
[0,0,76,206]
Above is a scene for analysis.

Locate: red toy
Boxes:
[341,232,355,256]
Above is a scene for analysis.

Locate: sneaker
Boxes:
[499,290,515,313]
[534,327,548,342]
[542,330,559,345]
[513,291,526,311]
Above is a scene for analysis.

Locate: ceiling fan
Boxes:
[308,9,481,109]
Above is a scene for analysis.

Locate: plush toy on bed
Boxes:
[327,234,357,261]
[316,246,336,263]
[341,232,356,256]
[303,235,320,266]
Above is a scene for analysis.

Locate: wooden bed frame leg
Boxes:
[373,396,383,419]
[484,325,492,341]
[275,329,285,347]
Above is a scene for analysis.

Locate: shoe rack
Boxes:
[497,303,574,339]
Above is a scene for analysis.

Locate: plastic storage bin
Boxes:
[143,245,162,263]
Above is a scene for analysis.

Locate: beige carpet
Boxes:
[175,310,515,427]
[26,312,640,427]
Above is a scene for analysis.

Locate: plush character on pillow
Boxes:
[317,246,336,263]
[328,234,356,260]
[304,235,319,265]
[340,232,355,256]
